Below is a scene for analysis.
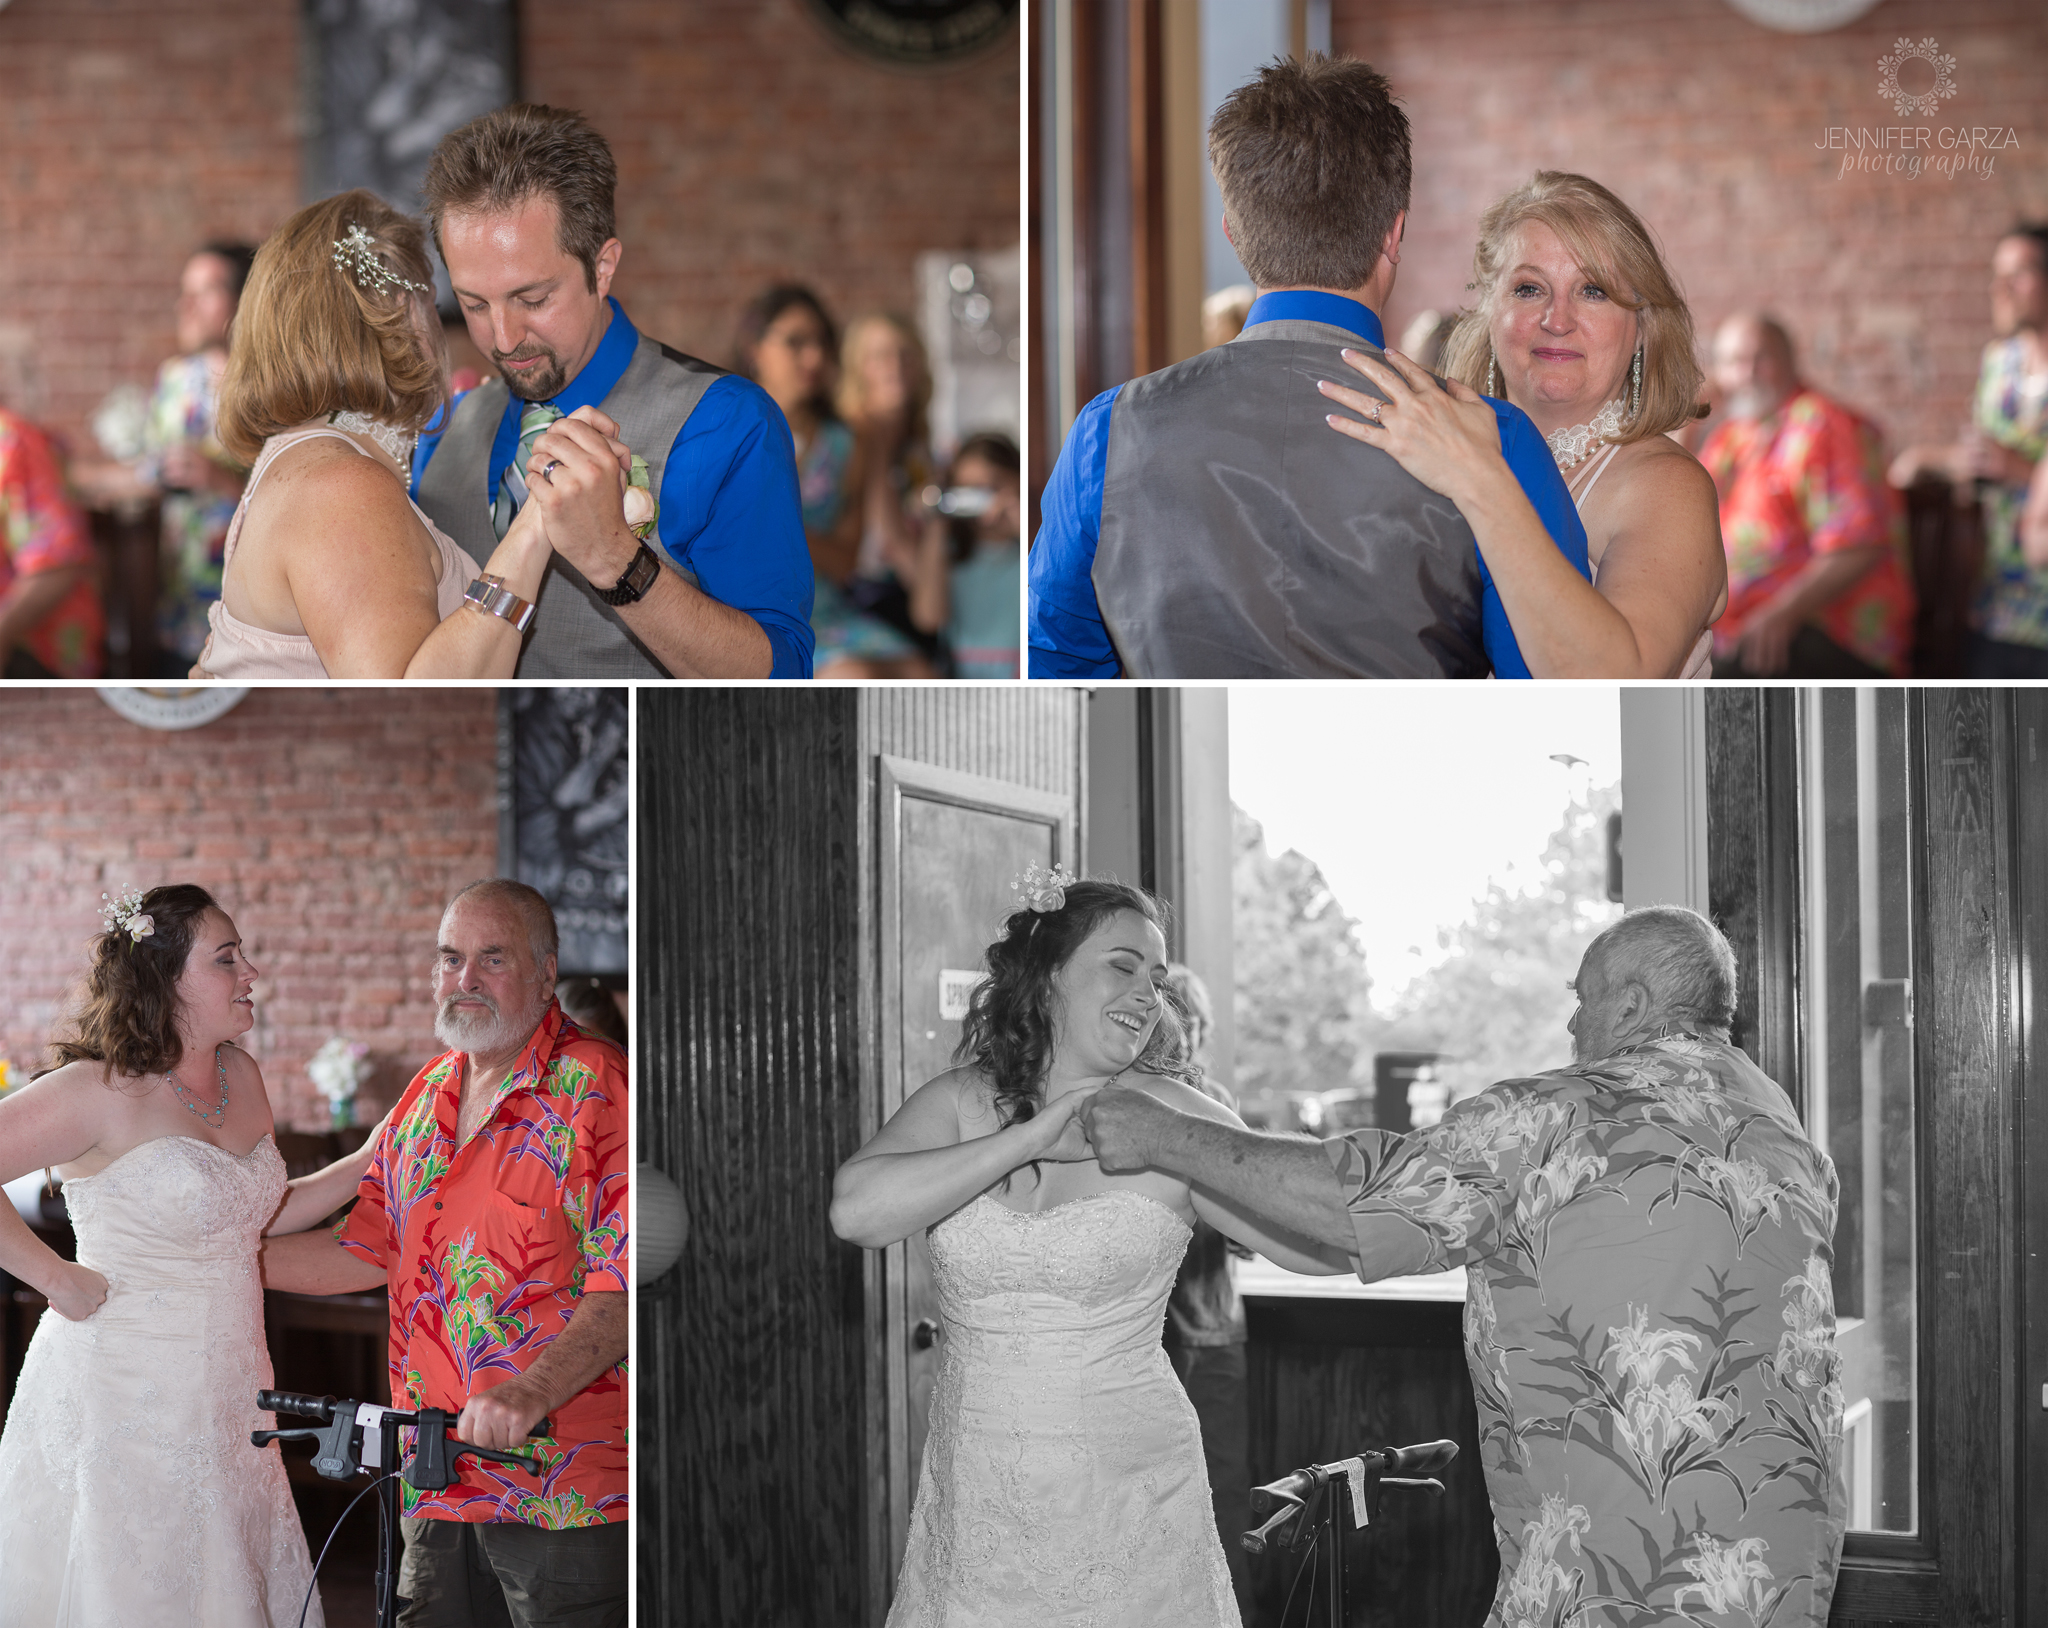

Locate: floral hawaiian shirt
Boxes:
[338,1000,630,1526]
[1701,389,1915,674]
[1325,1035,1845,1628]
[0,408,103,677]
[1968,337,2048,648]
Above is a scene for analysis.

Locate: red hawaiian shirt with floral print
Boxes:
[338,1000,629,1525]
[0,408,104,677]
[1701,388,1915,675]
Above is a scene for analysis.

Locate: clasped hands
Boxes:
[508,405,646,588]
[1024,1080,1183,1174]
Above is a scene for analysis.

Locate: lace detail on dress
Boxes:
[1546,397,1628,471]
[887,1190,1239,1628]
[0,1136,324,1627]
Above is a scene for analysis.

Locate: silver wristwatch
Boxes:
[463,574,537,633]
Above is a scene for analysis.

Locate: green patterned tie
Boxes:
[491,403,564,540]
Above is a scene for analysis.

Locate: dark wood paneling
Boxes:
[1703,686,1803,1103]
[1243,1299,1496,1628]
[639,690,867,1628]
[858,685,1083,797]
[1912,689,2017,1628]
[2013,692,2048,1628]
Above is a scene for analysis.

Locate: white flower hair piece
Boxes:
[98,888,154,944]
[1011,862,1078,915]
[332,224,431,298]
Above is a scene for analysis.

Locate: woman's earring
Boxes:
[1485,350,1497,397]
[1630,348,1643,419]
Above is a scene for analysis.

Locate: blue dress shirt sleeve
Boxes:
[1027,385,1122,679]
[657,375,816,678]
[1480,399,1592,679]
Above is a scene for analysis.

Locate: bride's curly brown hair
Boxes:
[47,884,223,1081]
[955,878,1199,1129]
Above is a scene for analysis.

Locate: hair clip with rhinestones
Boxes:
[332,224,431,298]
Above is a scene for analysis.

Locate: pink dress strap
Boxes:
[1572,440,1714,679]
[200,429,483,680]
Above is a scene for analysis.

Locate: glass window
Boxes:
[1798,688,1916,1535]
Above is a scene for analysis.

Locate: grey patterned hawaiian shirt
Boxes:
[1324,1034,1845,1628]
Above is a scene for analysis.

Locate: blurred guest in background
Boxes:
[1890,224,2048,677]
[836,312,940,672]
[1396,307,1459,374]
[0,406,104,678]
[1156,963,1255,1624]
[557,976,627,1048]
[910,431,1021,678]
[1201,285,1256,350]
[738,285,931,679]
[73,244,254,672]
[1701,314,1914,678]
[2024,444,2048,566]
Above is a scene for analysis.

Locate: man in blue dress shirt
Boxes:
[414,103,813,679]
[1030,57,1588,680]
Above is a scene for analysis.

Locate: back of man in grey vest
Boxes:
[1097,313,1489,678]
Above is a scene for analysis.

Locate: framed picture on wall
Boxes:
[497,687,628,980]
[302,0,518,300]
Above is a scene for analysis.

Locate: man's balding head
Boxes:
[1711,313,1798,423]
[1569,906,1738,1062]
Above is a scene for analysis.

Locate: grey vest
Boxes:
[418,331,725,679]
[1094,319,1487,678]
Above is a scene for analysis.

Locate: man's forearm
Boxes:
[1762,544,1882,626]
[520,1288,627,1410]
[0,565,84,656]
[1152,1117,1357,1253]
[259,1228,388,1294]
[618,567,774,678]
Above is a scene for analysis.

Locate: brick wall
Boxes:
[0,0,1018,451]
[1340,0,2048,452]
[0,688,500,1130]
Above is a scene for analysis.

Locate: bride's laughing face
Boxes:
[1489,220,1640,421]
[174,908,259,1048]
[1048,909,1170,1078]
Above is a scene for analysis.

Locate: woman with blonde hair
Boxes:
[829,311,939,677]
[1318,171,1726,677]
[198,189,624,678]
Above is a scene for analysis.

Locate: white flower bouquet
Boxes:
[308,1037,373,1130]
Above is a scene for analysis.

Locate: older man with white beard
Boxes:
[1081,906,1847,1628]
[261,879,630,1627]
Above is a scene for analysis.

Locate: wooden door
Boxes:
[870,755,1076,1613]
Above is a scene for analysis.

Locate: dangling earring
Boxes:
[1485,349,1497,397]
[1629,348,1643,419]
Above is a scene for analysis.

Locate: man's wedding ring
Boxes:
[541,459,561,484]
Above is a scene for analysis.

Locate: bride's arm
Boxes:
[0,1066,112,1320]
[830,1067,1097,1249]
[265,1105,395,1236]
[1319,351,1723,678]
[1122,1077,1350,1275]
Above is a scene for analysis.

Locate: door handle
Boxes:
[912,1317,940,1350]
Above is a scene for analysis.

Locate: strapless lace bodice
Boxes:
[888,1191,1240,1628]
[0,1135,323,1626]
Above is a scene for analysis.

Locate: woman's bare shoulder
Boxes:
[1614,434,1717,504]
[1119,1070,1232,1120]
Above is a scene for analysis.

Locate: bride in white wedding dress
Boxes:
[0,884,384,1627]
[832,873,1348,1628]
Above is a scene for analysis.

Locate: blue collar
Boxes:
[486,296,639,500]
[1242,291,1386,349]
[548,296,638,413]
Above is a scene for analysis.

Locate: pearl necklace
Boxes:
[328,410,418,471]
[167,1045,229,1127]
[1545,397,1628,472]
